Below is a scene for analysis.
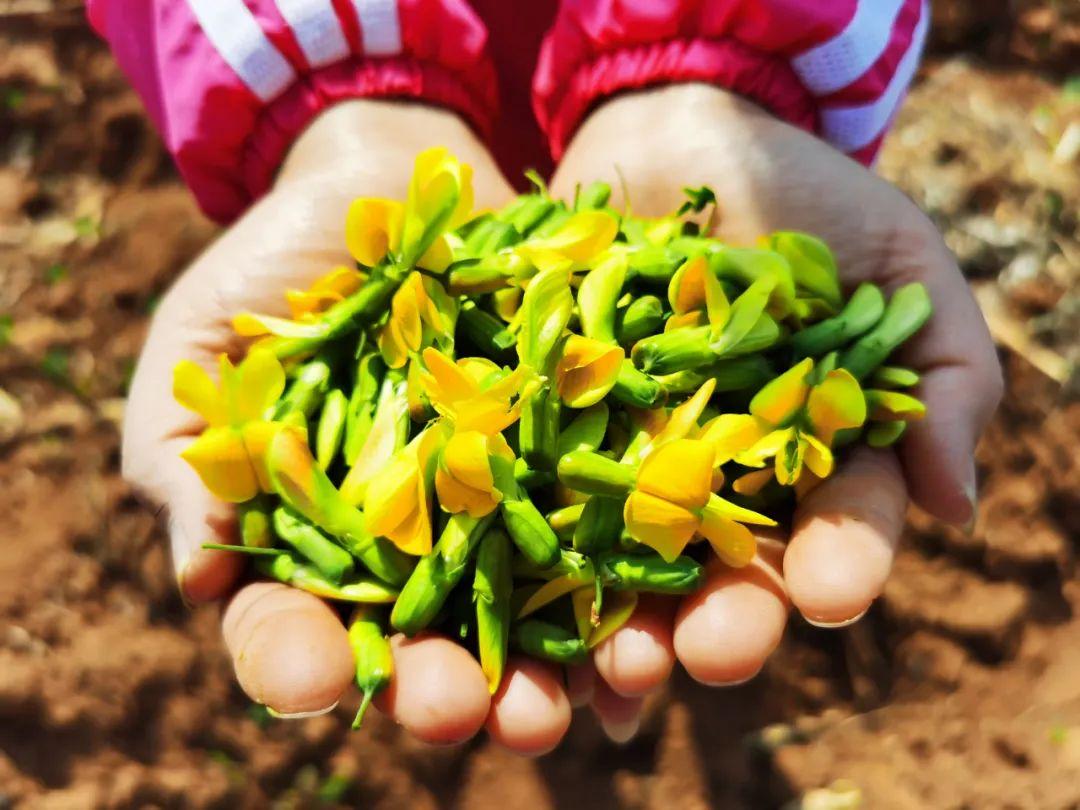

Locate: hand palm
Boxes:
[124,92,1000,751]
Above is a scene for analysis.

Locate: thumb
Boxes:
[122,294,244,603]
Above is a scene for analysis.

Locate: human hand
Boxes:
[123,101,576,753]
[545,83,1003,739]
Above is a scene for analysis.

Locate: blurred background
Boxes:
[0,1,1077,808]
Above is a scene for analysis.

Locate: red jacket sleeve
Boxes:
[533,0,929,165]
[87,0,498,223]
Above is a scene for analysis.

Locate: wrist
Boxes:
[556,83,908,251]
[275,100,505,198]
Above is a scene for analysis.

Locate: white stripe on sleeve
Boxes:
[819,0,929,152]
[276,0,351,68]
[792,0,907,97]
[186,0,296,102]
[352,0,402,56]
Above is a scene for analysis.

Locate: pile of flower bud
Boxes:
[173,148,931,726]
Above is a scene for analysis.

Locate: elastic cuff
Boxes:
[234,57,494,218]
[538,38,817,160]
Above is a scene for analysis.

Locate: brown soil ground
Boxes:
[0,4,1077,809]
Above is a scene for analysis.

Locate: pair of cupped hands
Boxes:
[123,84,1002,754]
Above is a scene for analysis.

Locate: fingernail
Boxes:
[961,458,978,529]
[267,701,339,720]
[176,566,195,610]
[601,716,639,744]
[804,606,869,629]
[169,519,194,603]
[703,672,758,688]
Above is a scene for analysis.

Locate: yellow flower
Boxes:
[555,334,624,408]
[418,347,533,435]
[622,438,773,566]
[232,265,366,338]
[346,146,473,272]
[625,378,716,464]
[516,211,618,275]
[346,197,403,267]
[285,266,366,320]
[665,255,729,332]
[435,430,515,518]
[377,272,457,369]
[173,350,298,502]
[416,347,535,518]
[365,425,447,556]
[702,357,867,488]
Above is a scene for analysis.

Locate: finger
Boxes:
[887,227,1003,525]
[374,633,491,746]
[784,447,908,626]
[673,535,788,686]
[222,582,355,716]
[486,657,572,756]
[592,595,676,697]
[565,659,596,709]
[591,676,644,744]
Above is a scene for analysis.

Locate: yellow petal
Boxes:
[865,390,926,422]
[417,274,456,337]
[697,510,756,568]
[410,147,474,230]
[702,492,777,527]
[435,464,499,517]
[555,335,624,408]
[234,349,286,423]
[365,449,423,540]
[774,434,806,486]
[664,310,707,332]
[406,358,428,422]
[668,378,717,434]
[417,233,454,272]
[377,322,409,370]
[173,360,226,427]
[802,433,834,479]
[419,347,479,412]
[622,490,699,562]
[287,265,366,319]
[392,273,425,351]
[263,425,321,512]
[455,397,522,435]
[572,587,597,643]
[806,369,867,444]
[735,426,796,469]
[345,197,403,266]
[733,468,774,496]
[232,312,331,339]
[365,426,442,555]
[341,395,430,507]
[644,378,716,454]
[240,420,290,492]
[310,265,366,296]
[493,287,522,322]
[750,357,813,425]
[544,211,619,263]
[668,255,709,314]
[387,501,433,557]
[587,590,639,649]
[636,438,714,510]
[286,288,343,320]
[442,432,495,493]
[519,247,573,275]
[180,427,259,503]
[700,413,769,464]
[517,576,589,619]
